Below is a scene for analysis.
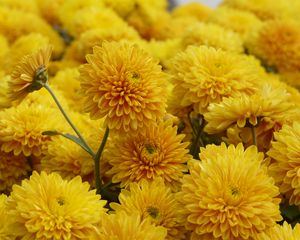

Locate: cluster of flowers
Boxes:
[1,0,300,239]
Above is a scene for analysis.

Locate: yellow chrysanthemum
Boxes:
[0,194,17,239]
[97,211,167,240]
[246,19,300,72]
[0,150,29,193]
[3,33,50,75]
[6,171,107,240]
[0,73,11,109]
[177,143,282,239]
[257,222,300,240]
[79,41,167,132]
[204,84,299,134]
[169,45,256,114]
[207,6,262,38]
[0,34,9,65]
[106,121,190,190]
[68,26,141,63]
[268,121,300,206]
[61,6,126,38]
[35,0,64,24]
[180,22,244,53]
[222,0,293,20]
[0,0,38,14]
[172,2,212,21]
[103,0,136,18]
[0,7,64,57]
[7,45,52,103]
[0,102,65,157]
[111,178,186,240]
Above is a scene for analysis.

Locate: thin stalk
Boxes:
[191,127,202,159]
[94,127,109,195]
[43,82,94,155]
[251,125,257,147]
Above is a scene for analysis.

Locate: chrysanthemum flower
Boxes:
[0,150,29,193]
[180,22,244,53]
[207,6,262,38]
[0,0,38,14]
[0,102,64,157]
[0,194,17,239]
[268,122,300,206]
[68,26,141,63]
[79,41,167,132]
[204,84,298,134]
[223,0,292,20]
[111,178,186,239]
[177,143,282,239]
[106,121,190,190]
[6,171,107,240]
[172,2,212,21]
[257,222,300,240]
[169,45,256,114]
[246,19,300,72]
[3,33,50,75]
[8,45,52,103]
[98,211,167,240]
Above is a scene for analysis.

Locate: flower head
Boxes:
[172,2,212,21]
[6,171,107,239]
[106,121,190,190]
[169,45,256,114]
[0,194,17,239]
[98,211,167,240]
[177,143,282,239]
[268,121,300,206]
[0,102,65,157]
[111,178,186,239]
[257,222,300,240]
[8,45,52,103]
[79,41,167,132]
[0,150,29,193]
[180,22,244,53]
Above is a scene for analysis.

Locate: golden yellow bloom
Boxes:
[177,143,282,239]
[8,45,52,103]
[169,45,256,114]
[111,178,185,240]
[79,41,167,132]
[268,122,300,206]
[98,211,167,240]
[204,84,298,134]
[0,7,64,57]
[0,0,38,14]
[246,19,300,72]
[172,2,212,21]
[257,222,300,240]
[181,22,244,53]
[68,26,141,63]
[0,150,29,193]
[3,33,50,75]
[0,102,64,157]
[61,6,126,38]
[222,0,293,20]
[0,194,17,240]
[207,6,262,38]
[35,0,64,24]
[106,121,190,190]
[103,0,136,18]
[6,171,107,240]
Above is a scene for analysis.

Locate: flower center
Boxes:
[56,197,65,206]
[144,144,156,154]
[127,71,140,85]
[146,206,160,219]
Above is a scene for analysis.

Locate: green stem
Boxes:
[43,83,94,155]
[191,127,202,159]
[94,127,109,195]
[251,125,257,147]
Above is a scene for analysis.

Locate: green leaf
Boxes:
[42,130,60,136]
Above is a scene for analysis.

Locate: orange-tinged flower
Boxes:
[8,45,52,103]
[6,171,107,240]
[177,143,282,239]
[97,211,167,240]
[79,41,167,132]
[268,121,300,206]
[111,178,186,240]
[106,121,190,190]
